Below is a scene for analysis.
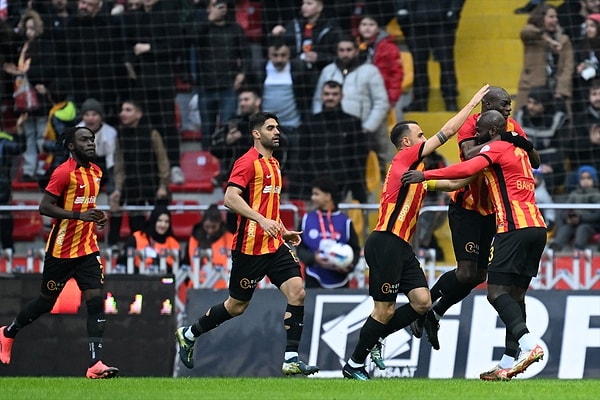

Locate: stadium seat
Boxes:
[98,211,132,242]
[280,199,307,230]
[170,200,202,241]
[180,129,202,142]
[11,156,40,191]
[11,200,44,242]
[169,150,220,193]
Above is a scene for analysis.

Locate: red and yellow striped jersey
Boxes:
[228,147,284,255]
[425,140,546,233]
[44,158,103,258]
[452,114,526,215]
[374,142,427,243]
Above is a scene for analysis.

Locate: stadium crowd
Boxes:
[0,0,600,259]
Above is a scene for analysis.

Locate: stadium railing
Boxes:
[1,203,599,291]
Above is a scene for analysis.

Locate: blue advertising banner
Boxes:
[179,288,600,379]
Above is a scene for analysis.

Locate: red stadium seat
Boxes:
[169,151,220,193]
[11,200,44,242]
[170,200,202,241]
[280,199,307,230]
[11,156,40,191]
[180,129,202,142]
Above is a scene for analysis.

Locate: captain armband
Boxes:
[435,131,448,144]
[426,180,438,191]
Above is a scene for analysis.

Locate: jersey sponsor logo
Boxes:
[262,185,281,194]
[381,282,400,295]
[464,241,478,254]
[74,195,97,205]
[239,277,261,290]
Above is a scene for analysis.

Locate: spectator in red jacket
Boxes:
[356,14,403,113]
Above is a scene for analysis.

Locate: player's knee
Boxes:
[283,281,305,305]
[409,288,432,314]
[456,263,485,285]
[86,296,104,315]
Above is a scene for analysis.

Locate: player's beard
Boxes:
[261,135,279,150]
[73,147,97,164]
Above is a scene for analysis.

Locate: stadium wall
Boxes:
[178,288,599,379]
[0,281,597,379]
[0,274,176,377]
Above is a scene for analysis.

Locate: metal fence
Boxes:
[1,202,599,291]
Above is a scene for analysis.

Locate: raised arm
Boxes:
[422,84,489,157]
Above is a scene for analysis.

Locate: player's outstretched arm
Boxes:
[427,177,475,192]
[422,84,489,157]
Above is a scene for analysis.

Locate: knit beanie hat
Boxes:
[81,98,104,118]
[578,165,598,185]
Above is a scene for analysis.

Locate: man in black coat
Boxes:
[302,80,369,203]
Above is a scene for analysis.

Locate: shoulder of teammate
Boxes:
[507,117,527,138]
[457,113,478,142]
[480,139,514,161]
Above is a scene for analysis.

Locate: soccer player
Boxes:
[342,85,489,380]
[0,126,119,379]
[402,110,546,380]
[175,112,319,376]
[409,86,540,352]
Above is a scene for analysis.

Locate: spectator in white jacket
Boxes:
[77,98,117,194]
[312,36,391,181]
[533,168,556,231]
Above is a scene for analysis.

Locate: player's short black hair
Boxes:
[390,120,418,147]
[249,111,278,133]
[60,126,95,151]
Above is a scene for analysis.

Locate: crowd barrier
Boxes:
[2,203,600,291]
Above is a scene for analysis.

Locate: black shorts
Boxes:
[229,243,301,301]
[41,252,104,297]
[364,231,428,302]
[488,227,547,288]
[448,201,496,268]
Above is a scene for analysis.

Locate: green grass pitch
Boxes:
[2,377,599,399]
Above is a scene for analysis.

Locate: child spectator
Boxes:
[296,177,361,289]
[550,165,600,251]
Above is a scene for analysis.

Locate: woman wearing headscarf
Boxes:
[124,205,180,273]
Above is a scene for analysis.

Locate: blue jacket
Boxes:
[297,209,360,288]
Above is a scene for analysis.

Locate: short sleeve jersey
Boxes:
[452,114,527,215]
[425,140,546,233]
[374,142,427,243]
[228,147,284,255]
[44,158,103,258]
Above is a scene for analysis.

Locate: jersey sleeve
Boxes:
[507,118,527,139]
[44,164,70,198]
[228,153,255,189]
